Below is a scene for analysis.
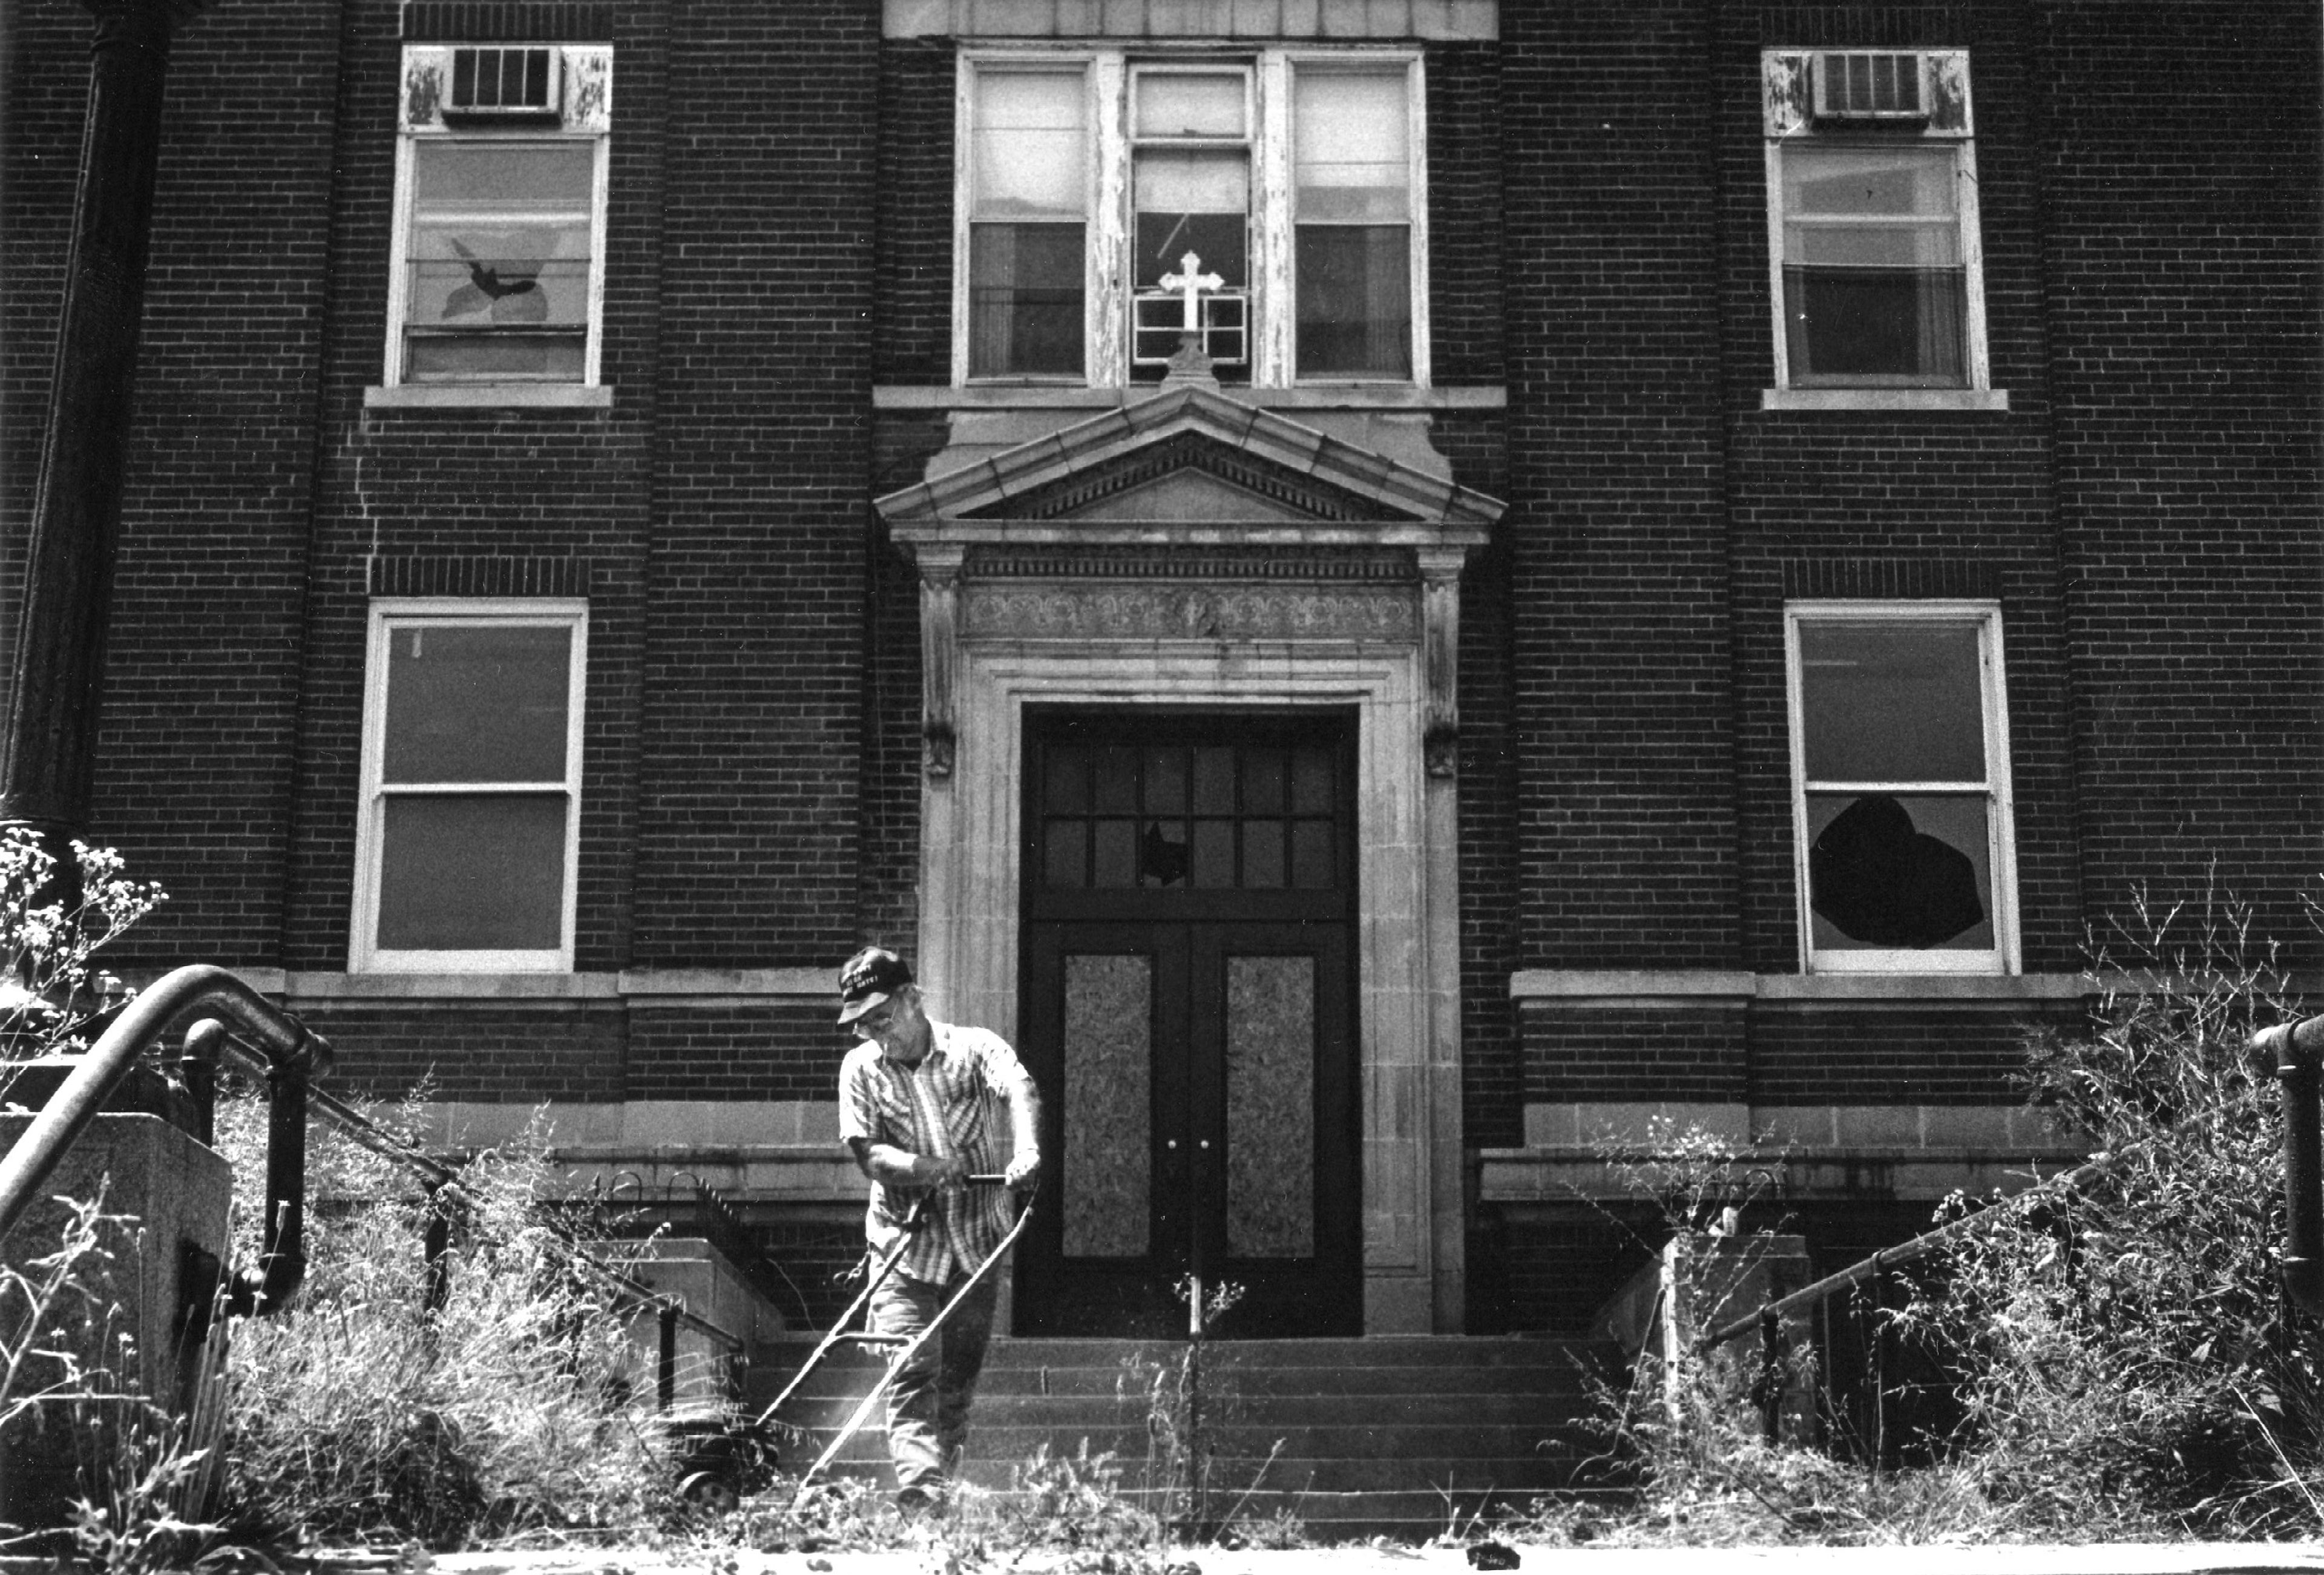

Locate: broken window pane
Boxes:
[1807,792,1992,950]
[405,140,595,383]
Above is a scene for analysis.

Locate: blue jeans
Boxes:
[868,1268,999,1493]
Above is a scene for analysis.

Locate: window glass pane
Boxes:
[1043,820,1086,887]
[1242,820,1284,889]
[1134,151,1249,290]
[972,70,1086,217]
[1063,953,1152,1258]
[1291,820,1334,889]
[1807,792,1992,952]
[1142,746,1187,814]
[1095,745,1138,812]
[1243,747,1287,814]
[1296,226,1410,378]
[970,222,1085,376]
[1045,745,1089,812]
[1191,819,1235,887]
[1094,820,1137,887]
[413,142,595,212]
[1782,145,1955,222]
[1781,145,1965,385]
[1290,747,1333,814]
[1192,747,1235,814]
[1135,71,1246,139]
[1226,955,1315,1258]
[407,334,588,381]
[377,793,567,950]
[1799,621,1985,783]
[384,623,571,783]
[1294,69,1409,222]
[409,246,589,329]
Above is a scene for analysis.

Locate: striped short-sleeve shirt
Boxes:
[838,1020,1028,1283]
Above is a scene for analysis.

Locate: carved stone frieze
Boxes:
[960,582,1419,643]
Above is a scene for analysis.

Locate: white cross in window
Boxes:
[1157,251,1224,335]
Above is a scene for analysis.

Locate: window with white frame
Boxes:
[1762,50,1986,391]
[353,602,586,972]
[387,44,612,386]
[957,50,1426,387]
[1785,603,2017,973]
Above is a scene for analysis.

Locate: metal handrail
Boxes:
[2251,1013,2324,1316]
[0,964,329,1314]
[192,1018,736,1355]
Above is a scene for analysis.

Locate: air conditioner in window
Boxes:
[447,45,562,118]
[1811,52,1927,123]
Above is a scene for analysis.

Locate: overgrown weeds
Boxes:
[1529,886,2320,1546]
[210,1094,682,1551]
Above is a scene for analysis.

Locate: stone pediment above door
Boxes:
[873,383,1505,536]
[875,382,1503,781]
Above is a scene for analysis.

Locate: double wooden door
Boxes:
[1013,710,1361,1339]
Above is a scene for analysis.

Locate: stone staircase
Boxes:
[745,1334,1619,1540]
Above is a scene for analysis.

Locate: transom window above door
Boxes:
[957,50,1427,389]
[1038,737,1343,892]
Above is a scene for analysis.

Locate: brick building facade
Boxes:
[2,0,2316,1336]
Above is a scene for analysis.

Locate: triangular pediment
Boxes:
[874,384,1506,532]
[973,427,1390,524]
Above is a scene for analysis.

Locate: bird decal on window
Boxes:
[442,237,548,323]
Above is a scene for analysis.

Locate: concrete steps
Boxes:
[744,1334,1619,1539]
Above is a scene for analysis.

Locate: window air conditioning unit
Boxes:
[448,45,562,117]
[1811,52,1926,123]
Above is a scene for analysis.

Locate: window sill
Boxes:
[876,384,1506,412]
[365,384,614,410]
[1760,387,2009,413]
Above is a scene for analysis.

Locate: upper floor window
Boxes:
[1785,602,2018,975]
[1762,51,1989,398]
[957,50,1427,388]
[353,601,587,972]
[387,44,612,388]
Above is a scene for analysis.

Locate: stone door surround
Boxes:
[875,384,1500,1332]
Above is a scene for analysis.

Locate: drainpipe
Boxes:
[0,0,211,849]
[2252,1014,2324,1318]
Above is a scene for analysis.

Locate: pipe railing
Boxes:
[2251,1013,2324,1317]
[188,1016,738,1390]
[0,964,329,1314]
[1691,1010,2324,1453]
[3,965,737,1404]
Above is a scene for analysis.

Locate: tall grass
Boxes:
[211,1096,680,1550]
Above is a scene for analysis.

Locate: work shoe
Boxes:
[894,1483,947,1519]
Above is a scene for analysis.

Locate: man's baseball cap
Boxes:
[837,946,913,1025]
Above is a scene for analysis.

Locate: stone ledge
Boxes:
[1759,387,2010,413]
[1509,970,2092,1002]
[874,383,1508,410]
[363,383,614,410]
[884,0,1498,39]
[1479,1145,2088,1205]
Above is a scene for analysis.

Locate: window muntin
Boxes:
[956,50,1426,389]
[1762,50,1984,393]
[968,66,1089,379]
[355,603,586,972]
[1786,606,2016,973]
[389,45,610,388]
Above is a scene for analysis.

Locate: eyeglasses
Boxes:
[849,1004,899,1041]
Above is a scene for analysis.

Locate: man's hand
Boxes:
[916,1153,971,1189]
[1003,1149,1042,1192]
